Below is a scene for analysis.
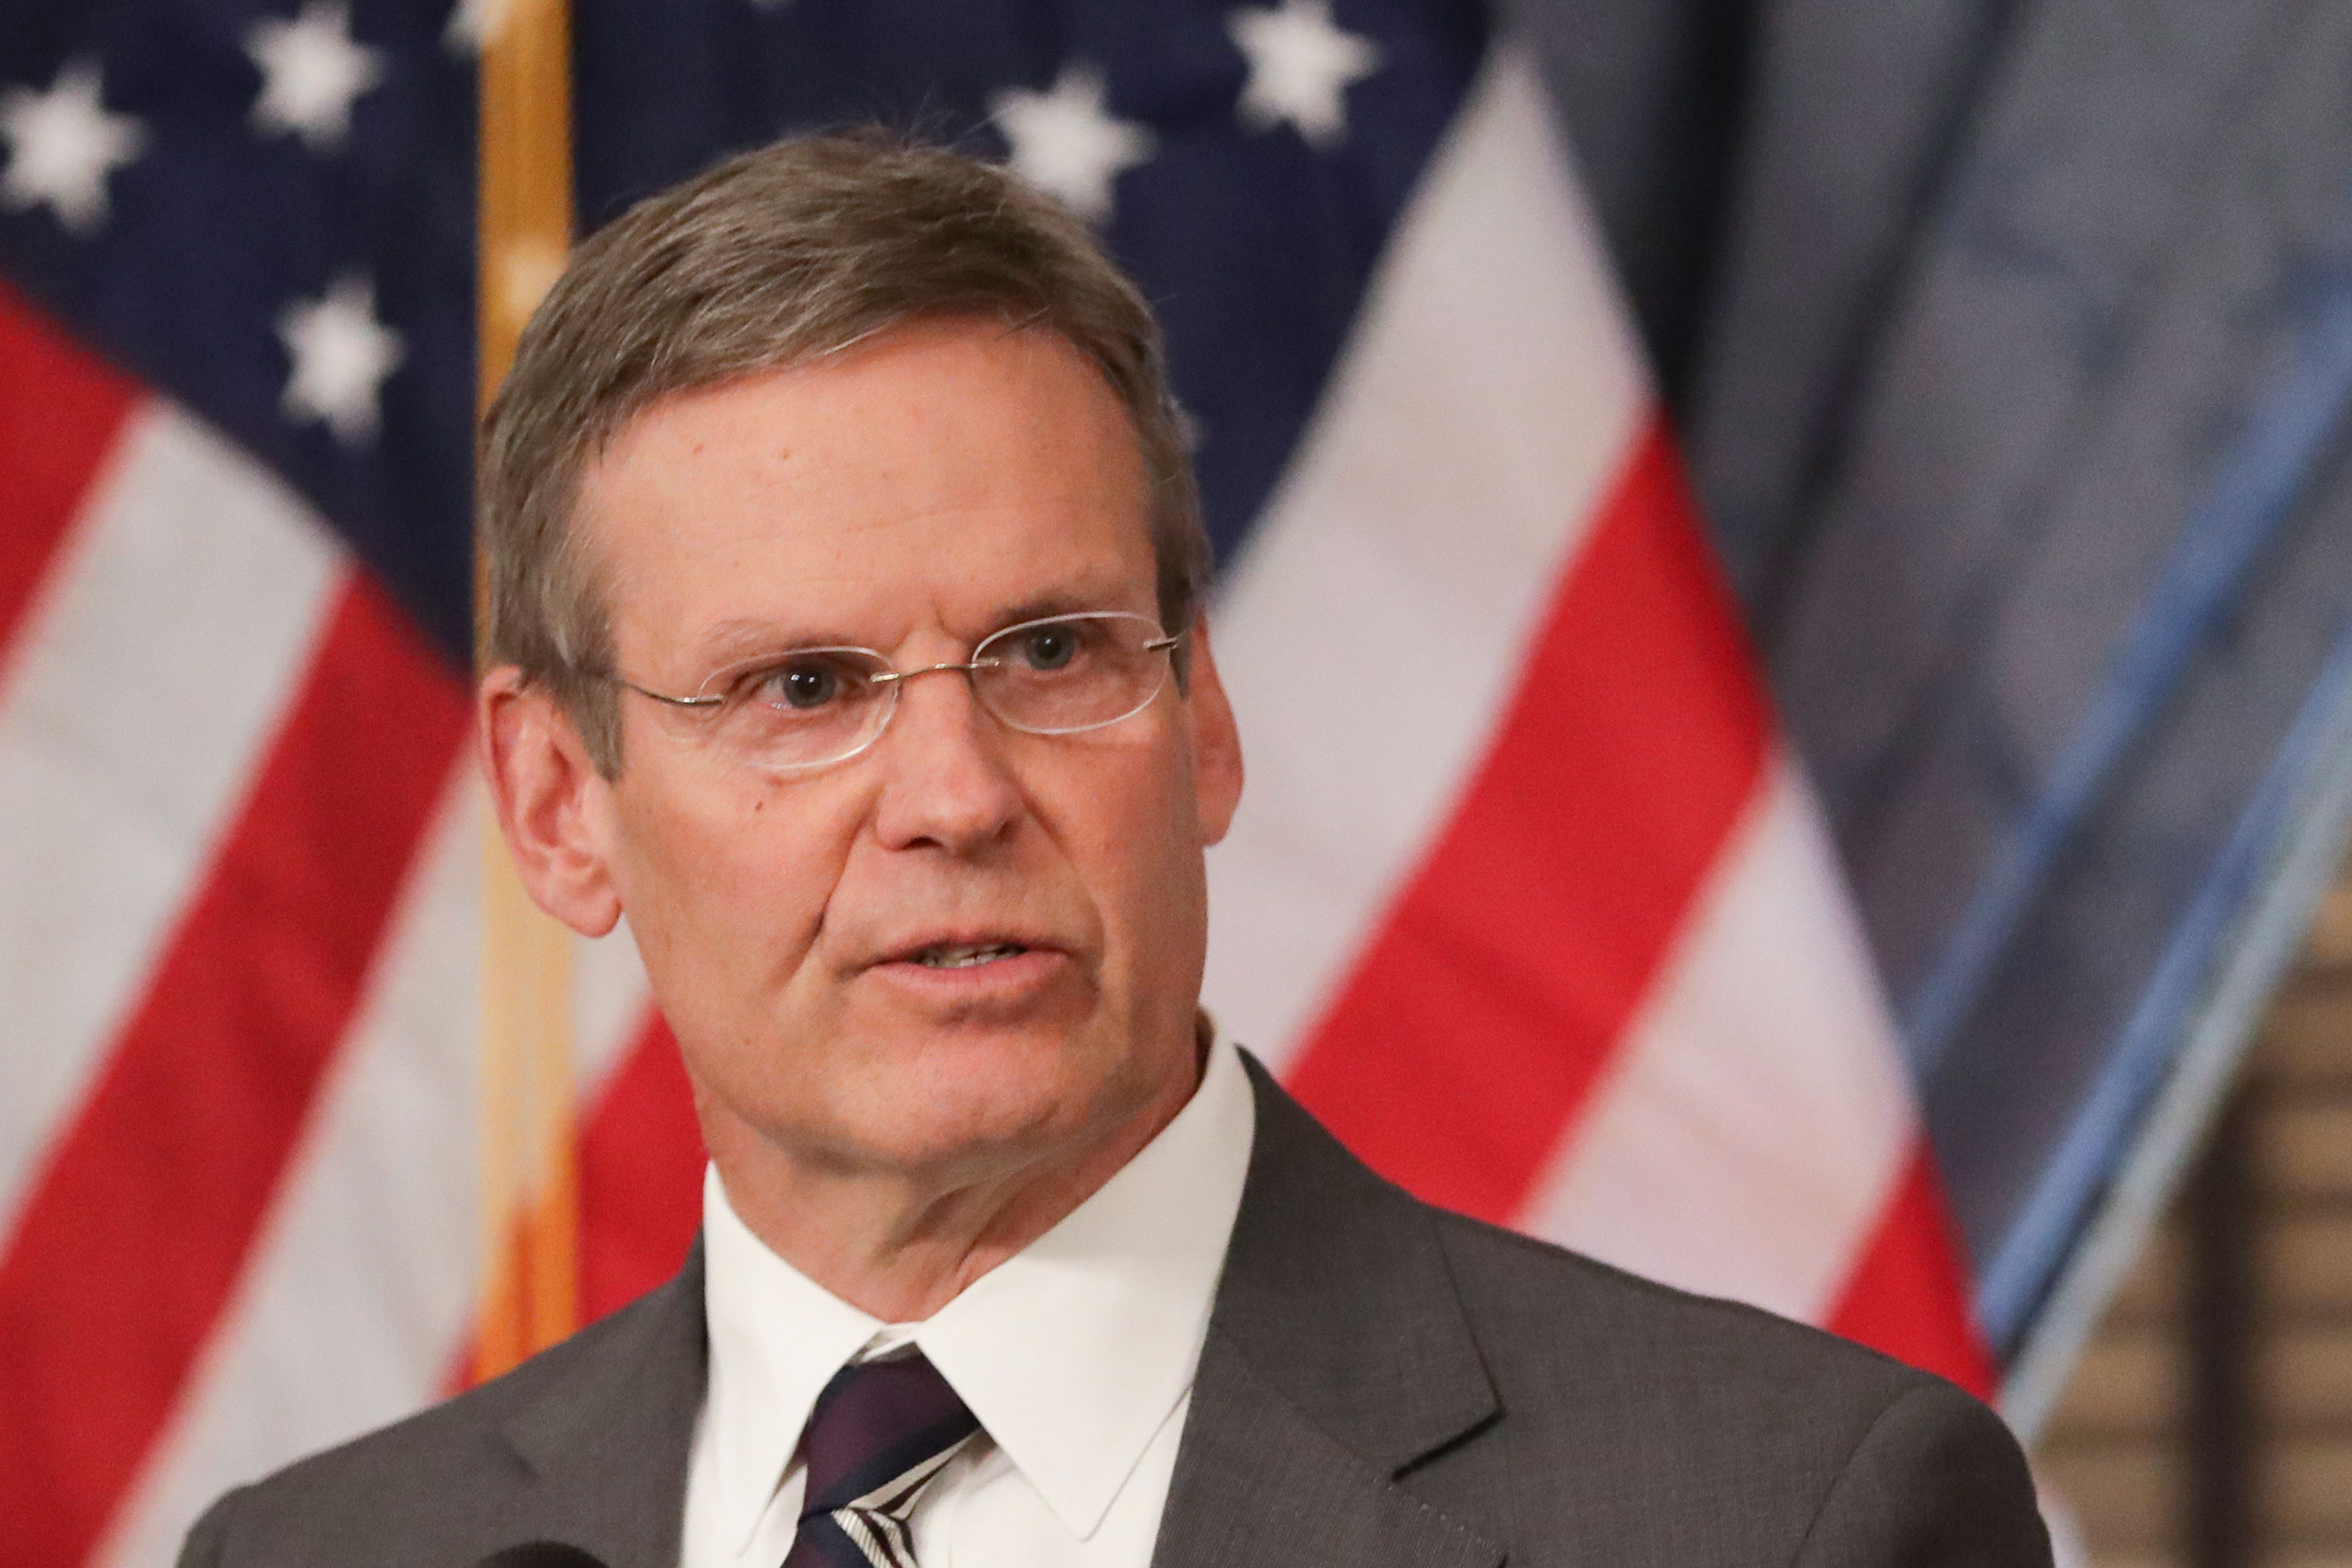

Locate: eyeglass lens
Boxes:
[695,612,1174,773]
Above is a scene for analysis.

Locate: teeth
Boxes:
[914,943,1023,969]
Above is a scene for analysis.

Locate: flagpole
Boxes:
[474,0,578,1383]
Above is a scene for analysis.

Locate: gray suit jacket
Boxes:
[180,1058,2052,1568]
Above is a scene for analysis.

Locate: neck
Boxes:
[703,1055,1202,1323]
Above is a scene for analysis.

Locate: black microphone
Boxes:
[470,1544,610,1568]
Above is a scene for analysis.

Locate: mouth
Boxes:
[869,927,1061,971]
[863,931,1067,1012]
[906,941,1031,970]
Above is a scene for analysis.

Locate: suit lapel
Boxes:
[1152,1327,1501,1568]
[1152,1058,1504,1568]
[494,1246,710,1568]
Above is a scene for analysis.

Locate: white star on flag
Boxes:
[0,59,145,236]
[441,0,507,56]
[278,273,404,446]
[990,64,1155,225]
[246,1,388,154]
[1227,0,1382,149]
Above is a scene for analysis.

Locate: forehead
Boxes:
[578,318,1155,664]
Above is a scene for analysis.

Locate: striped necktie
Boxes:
[781,1352,982,1568]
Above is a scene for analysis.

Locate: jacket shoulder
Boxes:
[177,1281,691,1568]
[1423,1209,2046,1565]
[1432,1206,1931,1408]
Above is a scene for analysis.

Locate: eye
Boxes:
[751,655,851,710]
[782,664,835,708]
[1017,622,1080,671]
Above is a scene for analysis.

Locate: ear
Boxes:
[1180,615,1245,847]
[478,666,624,938]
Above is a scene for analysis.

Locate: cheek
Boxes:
[1069,731,1207,974]
[606,768,848,995]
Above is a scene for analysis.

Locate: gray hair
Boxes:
[478,130,1210,774]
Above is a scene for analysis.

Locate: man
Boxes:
[180,134,2050,1568]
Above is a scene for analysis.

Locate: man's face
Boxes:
[571,318,1242,1189]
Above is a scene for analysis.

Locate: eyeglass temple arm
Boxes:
[618,679,726,709]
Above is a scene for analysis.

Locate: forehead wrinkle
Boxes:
[694,617,874,662]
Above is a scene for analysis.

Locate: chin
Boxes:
[843,1022,1146,1175]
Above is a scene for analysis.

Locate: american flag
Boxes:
[0,4,1987,1566]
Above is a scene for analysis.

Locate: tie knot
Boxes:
[799,1351,979,1521]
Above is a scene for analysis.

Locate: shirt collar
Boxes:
[699,1023,1257,1548]
[917,1025,1254,1537]
[700,1163,883,1555]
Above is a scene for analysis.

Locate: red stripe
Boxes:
[0,575,465,1568]
[579,1013,705,1321]
[0,280,139,662]
[1824,1144,1995,1397]
[1283,420,1770,1223]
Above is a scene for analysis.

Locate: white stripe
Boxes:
[89,768,480,1568]
[848,1432,972,1515]
[0,405,343,1230]
[837,1512,894,1568]
[1203,45,1650,1071]
[1518,755,1915,1322]
[90,773,656,1568]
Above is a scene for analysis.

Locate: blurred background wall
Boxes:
[2036,869,2352,1568]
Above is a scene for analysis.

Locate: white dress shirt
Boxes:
[681,1028,1256,1568]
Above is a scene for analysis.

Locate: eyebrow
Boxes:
[989,588,1149,627]
[691,620,870,665]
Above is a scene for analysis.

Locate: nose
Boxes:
[869,662,1023,855]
